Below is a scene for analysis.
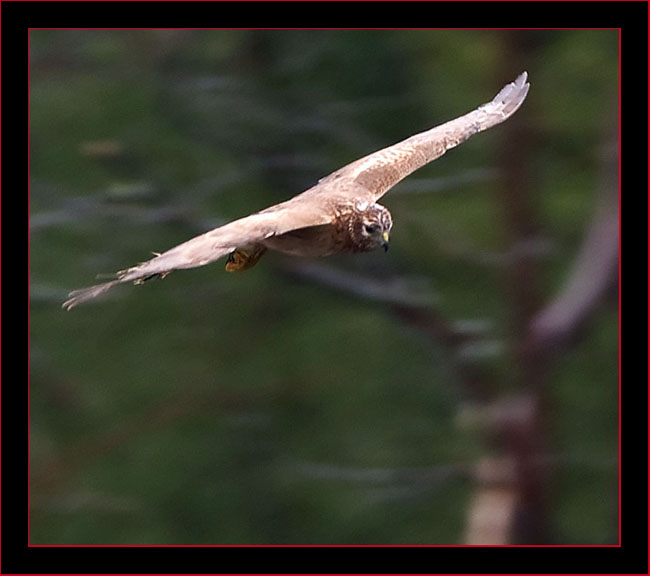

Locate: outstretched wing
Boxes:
[62,199,333,310]
[64,73,530,310]
[316,72,530,202]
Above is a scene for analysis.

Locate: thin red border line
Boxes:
[616,26,622,546]
[25,23,28,555]
[25,26,622,30]
[36,544,543,549]
[25,27,622,549]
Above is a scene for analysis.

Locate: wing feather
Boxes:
[318,72,530,201]
[62,202,333,309]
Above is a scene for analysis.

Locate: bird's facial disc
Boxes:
[360,205,392,251]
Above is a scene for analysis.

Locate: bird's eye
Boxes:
[364,224,378,234]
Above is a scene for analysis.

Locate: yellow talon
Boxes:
[225,247,266,272]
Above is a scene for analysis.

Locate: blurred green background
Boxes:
[29,29,619,545]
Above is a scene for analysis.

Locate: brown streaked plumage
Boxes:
[63,72,529,310]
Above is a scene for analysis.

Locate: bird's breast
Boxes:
[262,224,347,258]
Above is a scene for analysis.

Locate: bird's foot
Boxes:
[225,247,266,272]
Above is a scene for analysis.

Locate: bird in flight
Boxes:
[63,72,529,310]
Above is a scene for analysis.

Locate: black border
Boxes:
[6,0,646,574]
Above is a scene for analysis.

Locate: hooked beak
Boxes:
[382,231,390,252]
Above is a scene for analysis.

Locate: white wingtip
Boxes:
[486,71,530,117]
[62,279,121,310]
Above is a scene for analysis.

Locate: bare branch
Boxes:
[278,259,475,351]
[278,259,436,308]
[528,130,619,354]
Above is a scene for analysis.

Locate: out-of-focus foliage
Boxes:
[29,29,618,544]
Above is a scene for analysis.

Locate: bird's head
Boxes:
[350,202,393,253]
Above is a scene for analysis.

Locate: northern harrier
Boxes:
[63,72,529,310]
